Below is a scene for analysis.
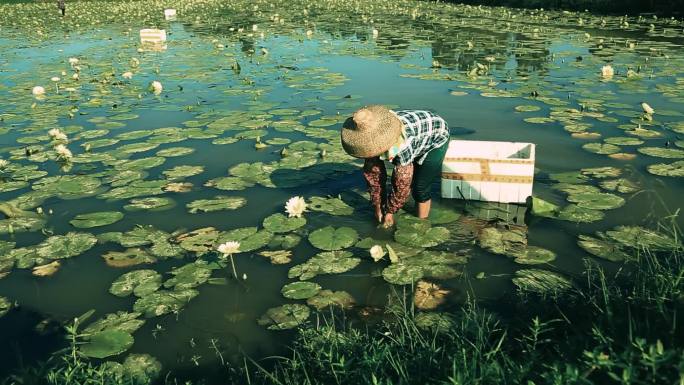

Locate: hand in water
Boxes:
[375,207,383,224]
[382,213,395,228]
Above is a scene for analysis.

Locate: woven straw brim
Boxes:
[340,106,403,158]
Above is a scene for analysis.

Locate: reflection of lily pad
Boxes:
[308,196,354,216]
[257,304,310,330]
[308,226,358,251]
[70,211,124,228]
[281,281,321,299]
[512,269,572,296]
[306,290,355,310]
[80,330,134,359]
[110,270,162,297]
[263,213,306,233]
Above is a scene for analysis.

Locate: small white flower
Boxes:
[32,86,45,96]
[306,29,313,37]
[51,76,61,82]
[370,245,385,262]
[72,73,79,80]
[149,80,163,94]
[252,24,258,31]
[122,71,133,79]
[54,144,73,159]
[641,102,655,115]
[242,273,248,280]
[217,241,240,255]
[285,196,307,218]
[601,65,614,78]
[372,28,378,38]
[68,57,79,65]
[53,132,68,141]
[48,128,62,138]
[0,159,9,168]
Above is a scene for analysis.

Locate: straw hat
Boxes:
[340,105,403,158]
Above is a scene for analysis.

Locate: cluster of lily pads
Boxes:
[0,0,683,379]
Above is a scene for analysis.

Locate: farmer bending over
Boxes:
[341,105,449,227]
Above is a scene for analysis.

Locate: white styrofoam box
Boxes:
[139,29,167,44]
[164,9,177,20]
[441,140,535,203]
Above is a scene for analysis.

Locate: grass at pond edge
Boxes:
[4,223,682,385]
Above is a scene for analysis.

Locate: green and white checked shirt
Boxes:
[392,110,450,166]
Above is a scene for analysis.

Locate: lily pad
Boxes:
[124,197,175,211]
[103,248,157,268]
[509,246,556,265]
[259,250,292,264]
[83,311,145,335]
[163,165,204,180]
[110,270,162,297]
[582,143,620,155]
[257,304,310,330]
[263,213,306,233]
[308,226,358,251]
[288,251,361,280]
[133,289,199,318]
[268,234,301,250]
[163,261,214,290]
[281,281,322,299]
[566,192,625,210]
[80,330,134,359]
[306,290,355,310]
[187,196,246,213]
[599,179,640,193]
[70,211,124,228]
[637,147,684,159]
[307,196,354,216]
[394,219,449,248]
[478,226,526,255]
[415,312,455,332]
[577,235,631,262]
[557,205,605,223]
[512,269,573,296]
[647,161,684,177]
[580,167,622,179]
[605,226,680,251]
[36,232,98,260]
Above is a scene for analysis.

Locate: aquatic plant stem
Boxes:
[230,254,238,280]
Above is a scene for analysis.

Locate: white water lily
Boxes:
[372,28,378,38]
[51,76,60,82]
[72,73,79,80]
[122,71,133,79]
[149,80,163,94]
[285,196,307,218]
[217,241,241,255]
[252,24,258,31]
[306,29,313,37]
[54,144,73,160]
[68,57,79,66]
[32,86,45,96]
[641,102,655,115]
[601,65,614,78]
[370,245,385,262]
[0,159,9,168]
[48,128,62,138]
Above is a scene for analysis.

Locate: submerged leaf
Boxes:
[257,304,310,330]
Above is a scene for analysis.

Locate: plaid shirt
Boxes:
[363,110,449,214]
[393,110,450,166]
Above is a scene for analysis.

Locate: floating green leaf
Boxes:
[133,289,199,318]
[187,196,246,213]
[512,269,572,296]
[281,281,322,299]
[80,330,134,359]
[307,196,354,216]
[110,270,162,297]
[263,213,306,233]
[308,226,358,251]
[306,290,355,310]
[70,211,124,228]
[289,251,360,280]
[257,304,310,330]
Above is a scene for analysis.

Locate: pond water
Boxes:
[0,0,683,382]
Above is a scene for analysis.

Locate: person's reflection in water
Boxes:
[57,0,66,16]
